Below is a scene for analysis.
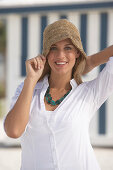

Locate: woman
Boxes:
[4,19,113,170]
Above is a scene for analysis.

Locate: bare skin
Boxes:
[83,45,113,74]
[4,55,46,138]
[44,39,79,111]
[4,38,113,138]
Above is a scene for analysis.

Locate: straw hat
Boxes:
[42,19,86,59]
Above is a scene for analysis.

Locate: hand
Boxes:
[25,55,46,84]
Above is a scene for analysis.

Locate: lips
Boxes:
[55,61,68,65]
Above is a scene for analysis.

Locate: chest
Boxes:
[44,96,59,111]
[27,89,91,137]
[31,84,93,123]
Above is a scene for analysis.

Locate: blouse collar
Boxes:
[34,74,78,90]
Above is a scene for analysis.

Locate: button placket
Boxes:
[50,136,59,168]
[46,119,60,170]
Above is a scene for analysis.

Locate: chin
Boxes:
[54,70,72,76]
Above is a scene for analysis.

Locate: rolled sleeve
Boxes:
[3,82,24,131]
[91,56,113,111]
[9,82,24,111]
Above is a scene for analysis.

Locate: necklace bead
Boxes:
[45,86,71,106]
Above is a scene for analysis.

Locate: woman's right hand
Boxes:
[25,55,46,84]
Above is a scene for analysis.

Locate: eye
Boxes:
[50,46,57,51]
[65,46,72,50]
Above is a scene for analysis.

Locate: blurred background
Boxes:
[0,0,113,169]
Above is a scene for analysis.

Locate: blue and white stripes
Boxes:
[21,17,28,76]
[4,2,113,145]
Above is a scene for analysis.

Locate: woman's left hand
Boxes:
[83,45,113,75]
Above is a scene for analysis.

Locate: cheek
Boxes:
[47,55,55,68]
[70,55,76,65]
[47,53,55,61]
[47,54,52,62]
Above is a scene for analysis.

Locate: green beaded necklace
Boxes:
[45,86,71,106]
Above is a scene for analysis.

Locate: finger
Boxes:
[35,56,42,70]
[40,54,45,59]
[39,56,45,69]
[36,55,46,69]
[40,55,46,63]
[37,55,46,66]
[40,56,46,66]
[33,58,38,69]
[26,58,37,69]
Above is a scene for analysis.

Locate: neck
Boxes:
[48,72,72,90]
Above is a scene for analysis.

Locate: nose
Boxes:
[56,49,66,60]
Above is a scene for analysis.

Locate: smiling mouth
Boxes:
[55,62,68,65]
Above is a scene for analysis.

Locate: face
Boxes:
[47,38,80,76]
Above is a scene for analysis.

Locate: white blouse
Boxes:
[7,57,113,170]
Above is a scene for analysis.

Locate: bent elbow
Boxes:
[4,124,21,138]
[7,132,21,139]
[5,129,21,138]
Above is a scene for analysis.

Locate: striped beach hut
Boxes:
[0,0,113,146]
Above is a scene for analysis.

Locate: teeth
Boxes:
[56,62,66,65]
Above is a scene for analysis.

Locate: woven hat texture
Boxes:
[42,19,86,58]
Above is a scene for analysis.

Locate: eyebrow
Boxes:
[51,43,73,46]
[65,44,73,46]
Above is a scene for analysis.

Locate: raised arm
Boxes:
[4,55,46,138]
[83,45,113,74]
